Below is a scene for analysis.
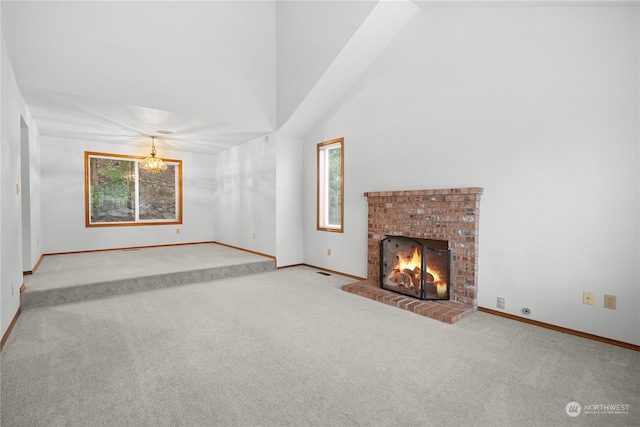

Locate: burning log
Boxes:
[387,269,411,287]
[387,267,422,289]
[404,267,421,288]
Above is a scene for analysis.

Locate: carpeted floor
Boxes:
[2,266,638,426]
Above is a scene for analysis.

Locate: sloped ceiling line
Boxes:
[278,0,419,140]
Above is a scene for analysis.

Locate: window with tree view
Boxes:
[317,138,344,232]
[85,152,182,226]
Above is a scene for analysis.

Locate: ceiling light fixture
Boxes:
[140,136,167,173]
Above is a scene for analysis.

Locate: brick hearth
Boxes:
[343,187,483,324]
[342,281,474,324]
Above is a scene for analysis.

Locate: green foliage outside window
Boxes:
[327,145,342,226]
[317,138,344,232]
[90,159,135,221]
[86,152,181,226]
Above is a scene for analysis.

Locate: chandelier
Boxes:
[140,136,167,172]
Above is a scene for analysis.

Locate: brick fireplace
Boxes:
[342,187,483,324]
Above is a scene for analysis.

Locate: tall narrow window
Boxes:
[85,151,182,227]
[317,137,344,232]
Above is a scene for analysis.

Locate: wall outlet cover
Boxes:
[604,294,617,310]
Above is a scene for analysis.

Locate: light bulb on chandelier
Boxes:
[140,136,167,172]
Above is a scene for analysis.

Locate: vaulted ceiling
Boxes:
[2,0,418,154]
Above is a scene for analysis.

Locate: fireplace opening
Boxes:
[380,236,450,300]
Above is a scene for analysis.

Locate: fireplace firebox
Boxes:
[380,236,450,300]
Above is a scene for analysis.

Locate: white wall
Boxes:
[212,136,276,257]
[1,36,42,337]
[276,135,303,266]
[303,132,366,274]
[1,3,4,338]
[210,133,304,267]
[40,137,215,253]
[20,116,41,272]
[302,5,639,345]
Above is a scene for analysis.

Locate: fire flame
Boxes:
[396,246,421,272]
[392,245,447,296]
[396,246,442,283]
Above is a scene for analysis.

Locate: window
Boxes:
[317,137,344,232]
[85,152,182,227]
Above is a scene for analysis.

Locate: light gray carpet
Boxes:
[21,244,275,309]
[2,266,639,426]
[23,244,274,290]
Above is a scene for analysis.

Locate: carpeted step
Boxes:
[21,259,275,309]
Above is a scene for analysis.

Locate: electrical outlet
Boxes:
[252,233,256,239]
[497,297,505,309]
[176,228,180,234]
[583,291,594,305]
[604,294,617,310]
[327,249,331,256]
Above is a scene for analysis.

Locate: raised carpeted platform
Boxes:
[21,243,275,309]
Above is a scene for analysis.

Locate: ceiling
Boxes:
[1,1,621,155]
[1,0,410,155]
